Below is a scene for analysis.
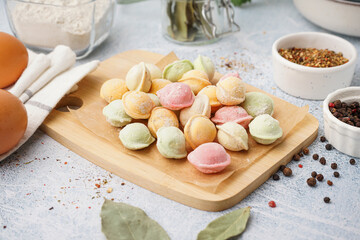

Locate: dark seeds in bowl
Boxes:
[329,100,360,128]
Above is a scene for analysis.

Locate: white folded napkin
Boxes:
[0,46,99,161]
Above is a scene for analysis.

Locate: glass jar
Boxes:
[4,0,115,59]
[161,0,240,45]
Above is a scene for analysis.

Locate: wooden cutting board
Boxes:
[40,50,318,212]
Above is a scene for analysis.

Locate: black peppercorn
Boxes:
[311,171,317,178]
[307,178,316,187]
[327,180,333,186]
[316,174,324,182]
[279,165,286,171]
[325,144,333,150]
[283,167,292,177]
[272,173,280,181]
[303,147,309,155]
[293,154,301,161]
[334,171,340,178]
[320,157,326,165]
[320,136,326,142]
[312,154,319,160]
[331,163,337,170]
[350,159,356,165]
[324,197,330,203]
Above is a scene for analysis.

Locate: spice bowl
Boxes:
[272,32,357,100]
[323,87,360,157]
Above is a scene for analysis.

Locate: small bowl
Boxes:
[272,32,357,100]
[294,0,360,37]
[323,87,360,157]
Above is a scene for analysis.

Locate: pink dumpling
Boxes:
[188,142,231,174]
[157,82,195,110]
[211,106,253,128]
[219,72,241,82]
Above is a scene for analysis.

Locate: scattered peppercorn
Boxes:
[350,159,356,165]
[316,174,324,182]
[311,171,317,178]
[278,47,349,68]
[3,226,6,229]
[268,201,276,208]
[324,197,330,203]
[303,147,309,155]
[325,144,333,150]
[298,164,303,168]
[272,173,280,181]
[312,154,319,160]
[334,172,340,178]
[283,167,292,177]
[279,165,286,171]
[320,157,326,165]
[320,136,326,142]
[327,180,333,186]
[331,163,337,170]
[293,154,301,161]
[307,177,316,187]
[121,182,125,186]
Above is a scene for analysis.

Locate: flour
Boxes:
[11,0,112,51]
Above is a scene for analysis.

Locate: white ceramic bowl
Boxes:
[272,32,357,100]
[323,87,360,157]
[294,0,360,37]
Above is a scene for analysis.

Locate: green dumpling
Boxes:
[242,92,274,117]
[193,55,215,80]
[162,60,194,82]
[249,114,282,145]
[102,100,132,127]
[156,127,187,159]
[119,123,155,150]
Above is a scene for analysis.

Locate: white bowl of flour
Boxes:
[5,0,115,58]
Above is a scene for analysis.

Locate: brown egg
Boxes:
[0,32,28,89]
[0,90,28,154]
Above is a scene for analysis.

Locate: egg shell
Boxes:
[187,142,231,174]
[219,72,240,82]
[149,78,171,94]
[0,32,28,88]
[178,70,211,95]
[148,107,179,138]
[145,63,162,80]
[249,114,283,145]
[179,94,211,127]
[100,78,129,103]
[0,90,27,154]
[122,91,155,119]
[156,82,195,110]
[241,92,274,117]
[162,59,194,82]
[119,123,155,150]
[125,62,152,92]
[193,55,215,80]
[216,76,246,105]
[211,106,253,128]
[184,115,217,150]
[216,122,249,151]
[197,85,222,113]
[102,100,132,127]
[156,126,187,159]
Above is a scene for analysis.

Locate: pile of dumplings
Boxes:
[100,56,283,174]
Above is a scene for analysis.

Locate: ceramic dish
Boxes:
[272,32,357,100]
[323,87,360,157]
[293,0,360,37]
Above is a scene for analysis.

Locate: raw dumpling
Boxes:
[249,114,283,145]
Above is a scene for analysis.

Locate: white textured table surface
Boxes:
[1,1,360,239]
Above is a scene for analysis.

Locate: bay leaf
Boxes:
[197,207,251,240]
[100,199,170,240]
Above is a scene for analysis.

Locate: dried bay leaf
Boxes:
[197,207,251,240]
[100,199,170,240]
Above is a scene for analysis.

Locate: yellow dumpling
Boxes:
[178,70,211,95]
[148,107,179,138]
[122,91,155,119]
[184,115,217,149]
[216,76,246,105]
[100,78,129,103]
